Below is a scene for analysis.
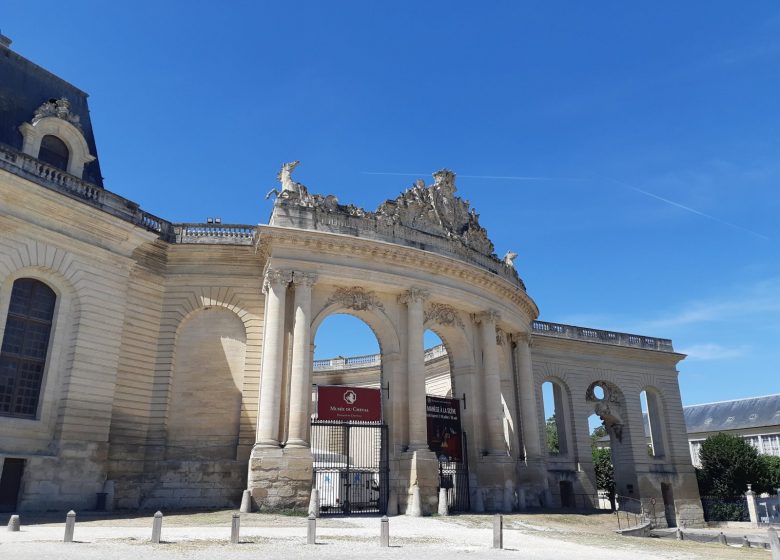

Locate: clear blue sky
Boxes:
[4,1,779,406]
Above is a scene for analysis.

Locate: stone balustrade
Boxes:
[175,224,257,245]
[313,343,448,372]
[532,320,674,352]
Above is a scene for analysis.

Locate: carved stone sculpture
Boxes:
[424,303,464,328]
[502,251,518,268]
[32,97,82,129]
[327,287,384,311]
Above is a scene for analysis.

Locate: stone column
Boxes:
[475,310,506,455]
[256,269,292,447]
[286,272,317,447]
[399,288,430,451]
[514,333,542,461]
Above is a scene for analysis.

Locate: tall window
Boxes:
[0,279,56,418]
[38,135,69,171]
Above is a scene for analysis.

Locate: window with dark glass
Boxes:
[37,134,69,171]
[0,279,56,418]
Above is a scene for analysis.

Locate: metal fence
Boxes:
[700,495,750,522]
[310,420,388,515]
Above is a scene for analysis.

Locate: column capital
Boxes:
[398,287,430,305]
[292,271,318,288]
[263,269,293,292]
[471,309,500,325]
[512,331,532,346]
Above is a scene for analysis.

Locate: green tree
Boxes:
[546,415,559,454]
[760,455,780,492]
[697,433,768,497]
[592,446,616,510]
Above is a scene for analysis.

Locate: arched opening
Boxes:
[589,412,615,510]
[311,313,385,514]
[423,329,450,397]
[541,380,568,456]
[641,388,666,458]
[38,134,69,171]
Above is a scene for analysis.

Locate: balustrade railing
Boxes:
[532,320,674,352]
[175,224,256,244]
[314,344,448,372]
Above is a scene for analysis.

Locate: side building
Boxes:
[0,36,703,526]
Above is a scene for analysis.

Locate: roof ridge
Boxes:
[685,393,780,409]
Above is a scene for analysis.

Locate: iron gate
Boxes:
[438,431,470,512]
[311,420,388,515]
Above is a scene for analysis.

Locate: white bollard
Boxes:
[438,487,449,516]
[64,510,76,543]
[7,515,20,532]
[308,488,320,518]
[239,489,252,513]
[230,512,240,544]
[380,515,389,547]
[493,513,503,549]
[718,532,727,546]
[151,511,163,544]
[307,514,316,545]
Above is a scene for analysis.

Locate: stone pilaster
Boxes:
[514,332,542,461]
[398,287,430,451]
[286,271,317,447]
[473,310,506,455]
[255,268,292,447]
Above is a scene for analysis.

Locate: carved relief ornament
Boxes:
[397,287,430,306]
[32,97,82,129]
[327,286,384,311]
[424,302,464,328]
[471,309,500,325]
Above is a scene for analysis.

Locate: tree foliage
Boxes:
[546,415,559,454]
[697,433,769,497]
[590,423,615,510]
[760,455,780,491]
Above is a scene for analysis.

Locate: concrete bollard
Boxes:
[308,488,320,518]
[742,535,751,548]
[307,514,316,545]
[676,528,684,540]
[230,512,240,544]
[380,515,389,547]
[768,527,780,560]
[151,511,163,544]
[408,484,423,517]
[718,531,727,545]
[438,487,449,516]
[7,515,20,532]
[493,513,503,549]
[239,489,252,513]
[64,510,76,543]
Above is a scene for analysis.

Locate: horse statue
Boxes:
[266,160,303,199]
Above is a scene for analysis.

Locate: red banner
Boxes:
[317,385,382,422]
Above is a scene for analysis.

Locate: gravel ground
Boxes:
[1,511,774,560]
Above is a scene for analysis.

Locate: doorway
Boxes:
[661,482,676,527]
[0,458,25,512]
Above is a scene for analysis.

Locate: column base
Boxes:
[395,449,439,515]
[474,455,518,512]
[247,446,313,512]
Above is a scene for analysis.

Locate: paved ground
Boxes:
[1,511,776,559]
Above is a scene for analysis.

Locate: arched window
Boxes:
[37,134,69,171]
[0,279,56,418]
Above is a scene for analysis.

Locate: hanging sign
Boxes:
[317,385,382,422]
[426,395,463,462]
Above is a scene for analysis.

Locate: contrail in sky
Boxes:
[605,177,769,241]
[361,171,769,240]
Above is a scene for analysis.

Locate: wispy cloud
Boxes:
[678,343,747,361]
[636,279,780,330]
[361,171,580,181]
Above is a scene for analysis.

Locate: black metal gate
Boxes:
[311,420,388,515]
[438,431,470,512]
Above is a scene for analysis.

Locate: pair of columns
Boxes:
[256,269,316,448]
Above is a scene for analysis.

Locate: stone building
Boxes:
[0,36,703,525]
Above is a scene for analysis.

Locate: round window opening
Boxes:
[593,385,605,400]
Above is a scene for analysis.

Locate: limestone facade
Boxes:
[0,39,703,525]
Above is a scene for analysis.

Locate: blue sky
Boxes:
[4,2,779,406]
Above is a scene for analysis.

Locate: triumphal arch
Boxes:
[0,39,703,525]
